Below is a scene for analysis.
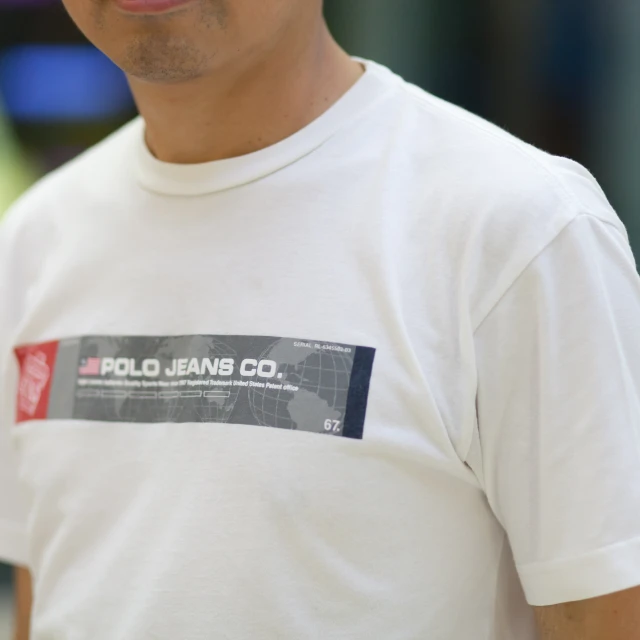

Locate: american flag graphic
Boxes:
[78,357,101,376]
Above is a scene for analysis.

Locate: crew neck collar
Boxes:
[133,59,399,197]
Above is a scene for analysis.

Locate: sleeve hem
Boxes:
[0,520,28,567]
[518,534,640,606]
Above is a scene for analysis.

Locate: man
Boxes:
[1,0,639,638]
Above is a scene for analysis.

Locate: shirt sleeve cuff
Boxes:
[0,520,28,567]
[518,534,640,606]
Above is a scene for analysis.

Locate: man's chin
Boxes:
[119,34,211,83]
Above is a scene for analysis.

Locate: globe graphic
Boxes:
[248,339,354,434]
[155,336,240,424]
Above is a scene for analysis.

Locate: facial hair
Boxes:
[100,0,229,83]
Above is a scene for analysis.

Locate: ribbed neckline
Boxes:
[133,59,399,197]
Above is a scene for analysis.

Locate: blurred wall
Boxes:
[597,0,640,249]
[0,101,34,213]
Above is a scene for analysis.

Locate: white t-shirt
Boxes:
[1,59,640,640]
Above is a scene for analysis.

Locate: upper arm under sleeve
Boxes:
[473,213,640,607]
[0,221,29,566]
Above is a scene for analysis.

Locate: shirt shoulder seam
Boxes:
[472,212,623,335]
[398,81,590,213]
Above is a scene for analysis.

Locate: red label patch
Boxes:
[14,341,59,423]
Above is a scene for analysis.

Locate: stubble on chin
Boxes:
[117,0,230,83]
[90,0,108,30]
[124,31,210,82]
[203,0,229,29]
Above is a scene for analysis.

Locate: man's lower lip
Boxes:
[114,0,194,14]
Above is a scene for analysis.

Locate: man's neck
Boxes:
[127,22,363,165]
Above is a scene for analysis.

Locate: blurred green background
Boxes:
[0,0,639,635]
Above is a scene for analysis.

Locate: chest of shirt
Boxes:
[8,213,483,587]
[15,202,471,447]
[4,189,482,527]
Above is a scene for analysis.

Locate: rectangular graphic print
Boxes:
[14,335,376,439]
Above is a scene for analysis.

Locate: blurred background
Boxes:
[0,0,639,636]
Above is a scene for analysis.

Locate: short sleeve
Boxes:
[473,213,640,607]
[0,220,29,566]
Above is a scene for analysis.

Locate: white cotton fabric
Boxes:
[1,59,639,640]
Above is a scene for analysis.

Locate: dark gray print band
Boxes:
[14,335,376,439]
